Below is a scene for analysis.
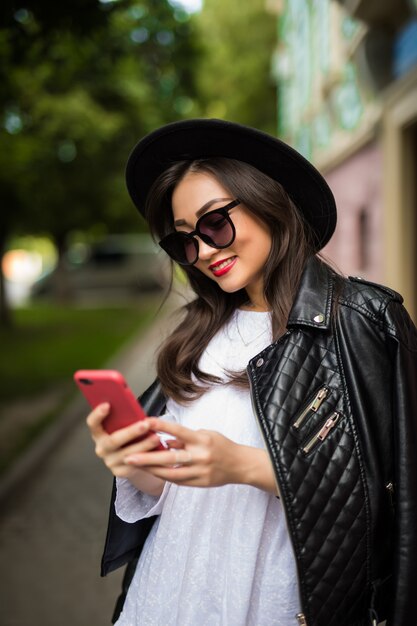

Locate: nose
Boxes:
[196,237,218,262]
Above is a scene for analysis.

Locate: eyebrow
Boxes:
[174,198,231,227]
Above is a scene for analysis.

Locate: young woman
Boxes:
[87,119,417,626]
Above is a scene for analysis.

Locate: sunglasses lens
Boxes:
[159,204,237,265]
[184,238,198,264]
[199,212,234,247]
[160,233,198,265]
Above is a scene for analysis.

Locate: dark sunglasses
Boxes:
[159,199,240,266]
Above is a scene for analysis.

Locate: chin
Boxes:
[214,277,248,294]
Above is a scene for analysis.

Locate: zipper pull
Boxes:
[296,613,308,626]
[293,387,329,430]
[311,387,328,411]
[316,412,340,441]
[386,481,394,508]
[302,411,340,454]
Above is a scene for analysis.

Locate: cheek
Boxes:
[194,259,215,280]
[234,214,271,250]
[236,227,272,260]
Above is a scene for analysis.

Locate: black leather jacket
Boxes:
[101,257,417,626]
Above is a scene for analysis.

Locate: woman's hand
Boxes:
[86,403,165,496]
[124,418,280,496]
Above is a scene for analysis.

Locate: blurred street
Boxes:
[0,295,182,626]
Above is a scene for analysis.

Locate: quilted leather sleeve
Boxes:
[100,379,166,576]
[384,301,417,626]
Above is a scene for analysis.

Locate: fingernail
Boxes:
[100,403,110,414]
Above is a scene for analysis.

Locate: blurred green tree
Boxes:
[0,0,201,324]
[194,0,277,134]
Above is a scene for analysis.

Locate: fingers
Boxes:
[147,418,199,444]
[173,449,193,465]
[86,402,110,437]
[124,448,180,467]
[124,453,200,485]
[164,437,183,450]
[87,404,157,460]
[124,444,194,467]
[143,465,200,484]
[108,418,153,450]
[103,432,162,471]
[86,405,169,481]
[95,420,157,458]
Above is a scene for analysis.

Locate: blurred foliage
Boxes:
[194,0,277,134]
[0,0,278,326]
[0,0,201,241]
[0,0,202,322]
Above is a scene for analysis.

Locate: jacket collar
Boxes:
[287,256,334,330]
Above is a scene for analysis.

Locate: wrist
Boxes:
[128,469,165,497]
[236,445,280,496]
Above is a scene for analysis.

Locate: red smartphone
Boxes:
[74,369,166,450]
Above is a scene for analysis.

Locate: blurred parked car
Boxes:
[30,234,170,301]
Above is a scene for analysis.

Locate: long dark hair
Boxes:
[145,157,316,403]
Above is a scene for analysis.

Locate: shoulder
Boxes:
[335,274,416,340]
[338,274,402,310]
[289,258,402,330]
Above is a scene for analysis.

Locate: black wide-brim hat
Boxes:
[126,118,336,250]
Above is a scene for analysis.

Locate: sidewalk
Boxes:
[0,294,183,626]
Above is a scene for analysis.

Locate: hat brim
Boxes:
[126,118,336,250]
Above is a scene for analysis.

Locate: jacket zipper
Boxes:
[296,613,308,625]
[293,386,329,430]
[302,411,341,454]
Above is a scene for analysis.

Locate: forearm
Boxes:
[236,445,281,497]
[127,468,166,497]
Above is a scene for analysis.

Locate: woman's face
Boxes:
[171,171,272,309]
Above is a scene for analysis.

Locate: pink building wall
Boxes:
[321,141,384,283]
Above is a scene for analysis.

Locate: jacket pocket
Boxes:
[292,385,330,430]
[301,411,343,455]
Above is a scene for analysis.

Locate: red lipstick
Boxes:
[209,256,237,277]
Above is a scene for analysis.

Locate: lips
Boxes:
[209,256,237,277]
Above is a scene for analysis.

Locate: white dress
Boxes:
[114,309,301,626]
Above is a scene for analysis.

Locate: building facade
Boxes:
[270,0,417,320]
